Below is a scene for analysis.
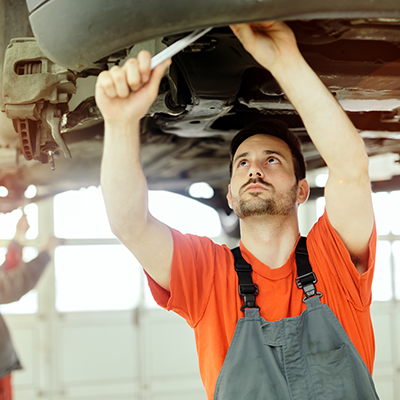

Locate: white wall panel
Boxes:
[374,379,395,400]
[4,316,41,399]
[56,312,139,399]
[373,311,393,364]
[145,313,199,378]
[371,302,400,400]
[143,310,206,399]
[59,325,137,383]
[12,327,36,387]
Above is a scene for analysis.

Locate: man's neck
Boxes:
[240,212,300,269]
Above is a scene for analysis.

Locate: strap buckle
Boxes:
[295,272,317,290]
[296,272,322,301]
[238,283,259,296]
[239,283,260,311]
[231,247,261,313]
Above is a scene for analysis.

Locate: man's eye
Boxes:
[267,157,279,164]
[239,160,248,167]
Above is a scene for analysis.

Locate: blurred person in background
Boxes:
[0,212,58,400]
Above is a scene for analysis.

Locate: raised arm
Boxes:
[0,216,55,304]
[2,213,29,271]
[0,251,51,304]
[96,51,173,290]
[231,22,374,273]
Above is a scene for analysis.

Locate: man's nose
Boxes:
[248,163,264,178]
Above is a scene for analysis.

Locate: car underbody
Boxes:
[1,0,400,236]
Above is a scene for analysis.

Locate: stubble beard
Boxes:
[232,180,299,219]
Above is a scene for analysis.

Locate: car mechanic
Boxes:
[96,21,378,399]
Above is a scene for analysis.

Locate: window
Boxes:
[391,241,400,301]
[316,197,325,219]
[372,191,400,301]
[0,204,38,240]
[54,187,114,239]
[148,190,221,237]
[373,192,391,235]
[373,241,392,301]
[314,192,400,302]
[54,244,141,312]
[53,186,222,311]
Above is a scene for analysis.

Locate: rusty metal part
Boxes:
[60,97,103,133]
[44,104,71,159]
[13,118,36,160]
[2,37,76,163]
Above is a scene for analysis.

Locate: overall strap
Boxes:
[231,247,260,312]
[295,236,322,302]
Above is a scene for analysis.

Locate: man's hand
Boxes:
[230,21,300,73]
[95,50,171,126]
[14,213,30,242]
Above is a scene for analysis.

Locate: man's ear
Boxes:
[226,184,233,209]
[297,179,310,204]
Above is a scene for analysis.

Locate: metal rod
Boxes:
[150,27,212,70]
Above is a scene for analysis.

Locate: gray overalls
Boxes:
[214,237,379,400]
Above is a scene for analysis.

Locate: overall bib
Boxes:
[214,237,379,400]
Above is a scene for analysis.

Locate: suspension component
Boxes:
[2,37,76,166]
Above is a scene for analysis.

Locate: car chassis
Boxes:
[1,0,400,236]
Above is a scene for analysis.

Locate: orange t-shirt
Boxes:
[147,211,377,400]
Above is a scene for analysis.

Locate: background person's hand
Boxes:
[14,212,30,242]
[95,50,171,126]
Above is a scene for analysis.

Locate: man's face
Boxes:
[227,134,302,219]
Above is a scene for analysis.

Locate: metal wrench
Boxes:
[150,27,212,70]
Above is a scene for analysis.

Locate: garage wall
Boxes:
[2,192,399,400]
[5,306,205,400]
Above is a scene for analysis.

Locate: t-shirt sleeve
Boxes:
[2,241,23,271]
[308,210,377,309]
[145,228,218,328]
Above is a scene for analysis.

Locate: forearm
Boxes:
[271,54,369,178]
[0,251,50,304]
[96,53,174,290]
[101,121,150,243]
